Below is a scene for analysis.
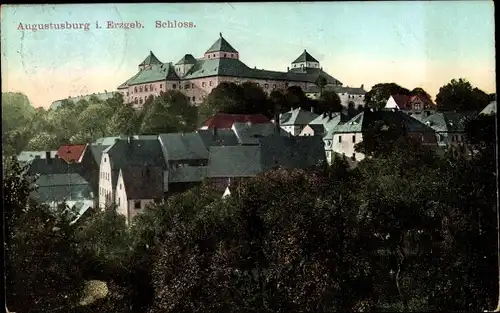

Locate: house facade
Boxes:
[115,166,163,226]
[117,33,344,108]
[279,108,319,136]
[385,94,434,112]
[305,84,367,108]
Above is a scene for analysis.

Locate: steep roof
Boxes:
[410,111,475,133]
[200,113,271,129]
[31,172,93,203]
[480,101,497,115]
[280,108,319,126]
[120,166,164,199]
[120,63,179,87]
[205,34,238,53]
[57,144,87,164]
[104,138,166,189]
[158,132,210,162]
[207,135,325,178]
[197,129,240,147]
[292,50,319,64]
[139,51,163,66]
[390,95,411,109]
[175,54,197,65]
[231,122,290,145]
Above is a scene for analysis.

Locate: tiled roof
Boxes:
[197,129,240,147]
[280,108,319,125]
[168,166,208,183]
[57,144,87,164]
[175,54,197,65]
[50,91,118,110]
[208,145,263,178]
[207,134,325,178]
[410,111,475,133]
[292,50,319,64]
[104,138,166,189]
[120,63,179,87]
[391,95,411,108]
[17,150,58,163]
[309,112,343,132]
[139,51,163,66]
[481,101,497,115]
[158,132,210,162]
[205,35,238,53]
[200,113,271,129]
[26,157,85,176]
[287,67,342,85]
[231,122,290,145]
[120,166,164,199]
[31,172,93,203]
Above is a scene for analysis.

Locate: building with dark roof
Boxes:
[304,84,367,108]
[115,166,164,225]
[117,33,344,108]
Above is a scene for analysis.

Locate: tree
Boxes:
[200,82,246,119]
[26,131,60,150]
[140,92,185,135]
[240,81,273,117]
[364,83,410,109]
[315,75,328,98]
[317,90,342,113]
[269,90,290,115]
[76,103,114,142]
[435,78,490,112]
[285,85,309,110]
[2,92,35,134]
[4,158,85,312]
[107,103,140,136]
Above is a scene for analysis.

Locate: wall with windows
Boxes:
[126,81,167,107]
[98,152,114,208]
[331,132,365,162]
[204,51,240,60]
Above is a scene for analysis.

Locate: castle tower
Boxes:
[204,33,239,60]
[138,51,162,70]
[290,49,320,70]
[175,54,197,77]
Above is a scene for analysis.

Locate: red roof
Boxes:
[200,113,271,129]
[57,144,87,164]
[391,94,411,108]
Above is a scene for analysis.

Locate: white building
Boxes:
[305,84,367,108]
[279,108,319,136]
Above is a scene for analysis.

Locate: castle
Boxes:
[117,33,364,109]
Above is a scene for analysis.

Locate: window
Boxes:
[134,87,137,93]
[139,97,143,104]
[212,54,215,58]
[150,84,153,90]
[145,85,148,92]
[265,84,269,89]
[134,97,138,104]
[118,198,120,206]
[172,84,176,89]
[285,83,289,88]
[273,84,277,89]
[185,84,190,89]
[202,82,206,87]
[224,54,227,58]
[104,157,107,162]
[126,91,129,96]
[160,84,163,89]
[139,86,143,92]
[209,81,213,86]
[352,153,356,161]
[119,184,122,190]
[338,135,342,143]
[208,55,211,59]
[134,201,141,209]
[352,135,356,143]
[192,96,195,101]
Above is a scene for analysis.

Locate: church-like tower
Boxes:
[290,49,320,70]
[203,33,239,60]
[138,51,162,70]
[175,54,196,77]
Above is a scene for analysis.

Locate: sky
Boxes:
[1,2,496,109]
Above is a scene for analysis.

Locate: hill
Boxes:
[2,92,36,134]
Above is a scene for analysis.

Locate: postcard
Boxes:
[2,2,497,313]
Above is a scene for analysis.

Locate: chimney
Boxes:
[275,113,281,134]
[46,151,51,163]
[425,110,431,116]
[361,84,364,89]
[287,66,289,71]
[212,127,218,140]
[329,111,333,119]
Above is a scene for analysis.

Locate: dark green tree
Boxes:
[364,83,410,109]
[435,78,490,112]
